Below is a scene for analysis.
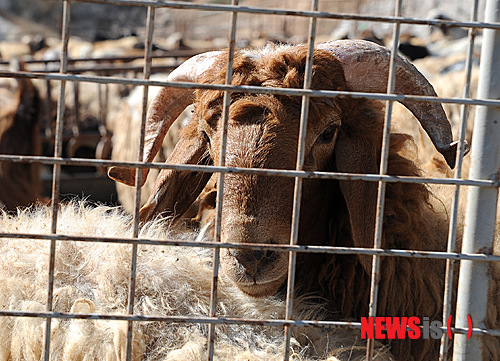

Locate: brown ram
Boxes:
[108,40,498,360]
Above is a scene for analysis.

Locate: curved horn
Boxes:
[108,51,222,186]
[317,39,467,168]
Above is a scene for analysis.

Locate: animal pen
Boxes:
[0,0,499,360]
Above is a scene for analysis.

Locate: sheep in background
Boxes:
[0,60,42,210]
[109,40,499,360]
[398,34,431,61]
[0,201,394,361]
[392,53,479,175]
[391,32,482,175]
[107,80,189,213]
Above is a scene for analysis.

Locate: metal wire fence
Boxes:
[0,0,499,360]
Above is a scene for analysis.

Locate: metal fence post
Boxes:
[453,0,500,359]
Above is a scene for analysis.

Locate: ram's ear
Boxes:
[333,129,379,275]
[139,119,212,223]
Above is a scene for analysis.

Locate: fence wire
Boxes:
[0,1,499,361]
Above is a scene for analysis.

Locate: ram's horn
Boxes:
[108,51,222,186]
[318,39,468,168]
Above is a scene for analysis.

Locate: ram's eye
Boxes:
[319,125,338,143]
[202,131,211,144]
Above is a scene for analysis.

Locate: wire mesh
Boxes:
[0,0,499,361]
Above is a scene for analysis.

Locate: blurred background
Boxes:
[0,0,481,46]
[0,0,483,211]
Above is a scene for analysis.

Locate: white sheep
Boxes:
[107,80,190,213]
[0,201,393,361]
[391,52,479,175]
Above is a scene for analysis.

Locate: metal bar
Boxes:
[72,81,80,138]
[49,0,500,31]
[44,1,71,361]
[0,310,497,336]
[0,49,203,66]
[30,64,178,74]
[207,1,239,359]
[284,0,318,360]
[0,311,359,328]
[97,83,108,136]
[124,4,156,361]
[4,70,500,108]
[439,1,480,360]
[2,231,500,262]
[283,0,318,359]
[366,1,402,359]
[453,0,500,359]
[0,154,498,188]
[43,69,53,143]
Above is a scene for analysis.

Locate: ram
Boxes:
[109,40,499,360]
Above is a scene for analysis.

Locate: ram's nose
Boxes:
[228,249,267,277]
